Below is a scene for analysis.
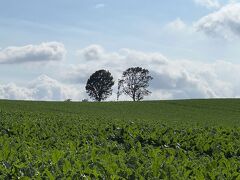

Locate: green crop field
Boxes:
[1,99,240,179]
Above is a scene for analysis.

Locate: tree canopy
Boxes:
[86,70,114,102]
[118,67,153,101]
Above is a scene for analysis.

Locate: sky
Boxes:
[1,0,240,101]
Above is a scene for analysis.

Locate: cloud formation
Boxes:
[0,75,84,101]
[76,45,104,61]
[2,44,240,101]
[165,18,187,31]
[63,45,240,100]
[195,3,240,39]
[0,42,66,64]
[194,0,220,8]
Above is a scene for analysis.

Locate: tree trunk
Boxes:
[132,93,136,101]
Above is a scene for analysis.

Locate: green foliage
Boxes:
[0,99,240,178]
[118,67,153,101]
[86,69,114,102]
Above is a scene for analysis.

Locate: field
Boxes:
[1,99,240,179]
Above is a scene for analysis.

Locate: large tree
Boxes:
[86,70,114,102]
[118,67,153,101]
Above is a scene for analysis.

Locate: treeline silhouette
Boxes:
[85,67,153,102]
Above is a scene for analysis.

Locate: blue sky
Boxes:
[0,0,235,52]
[1,0,239,62]
[1,0,240,101]
[0,0,227,48]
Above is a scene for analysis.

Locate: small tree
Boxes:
[86,70,114,102]
[118,67,153,101]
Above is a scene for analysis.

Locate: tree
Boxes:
[118,67,153,101]
[86,69,114,102]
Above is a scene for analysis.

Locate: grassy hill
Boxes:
[0,99,240,179]
[1,98,240,127]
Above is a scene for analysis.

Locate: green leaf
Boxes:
[63,159,71,174]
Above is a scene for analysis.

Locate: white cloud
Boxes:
[165,18,187,31]
[0,75,85,101]
[62,44,240,100]
[2,44,240,101]
[195,3,240,39]
[67,45,168,84]
[76,44,105,61]
[0,42,66,64]
[194,0,221,8]
[0,83,33,100]
[76,45,168,65]
[95,3,105,9]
